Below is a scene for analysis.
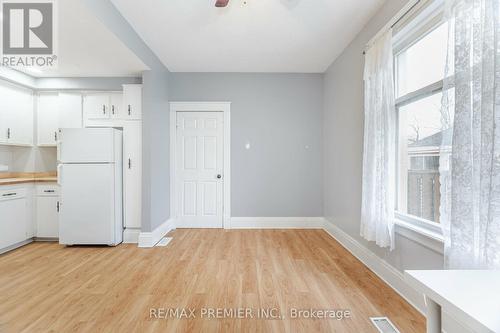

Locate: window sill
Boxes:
[394,218,444,254]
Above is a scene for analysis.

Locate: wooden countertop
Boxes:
[0,172,57,186]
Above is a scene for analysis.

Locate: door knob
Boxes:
[216,174,222,179]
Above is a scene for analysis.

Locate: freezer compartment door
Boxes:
[58,128,116,163]
[59,163,119,245]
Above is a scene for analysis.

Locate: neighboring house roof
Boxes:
[409,128,453,148]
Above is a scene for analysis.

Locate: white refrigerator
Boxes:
[57,128,123,246]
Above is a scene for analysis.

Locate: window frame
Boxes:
[392,1,447,236]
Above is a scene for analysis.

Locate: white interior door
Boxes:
[176,112,224,228]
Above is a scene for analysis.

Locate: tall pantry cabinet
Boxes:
[83,84,143,241]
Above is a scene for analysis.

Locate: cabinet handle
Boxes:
[128,105,131,116]
[112,105,115,115]
[54,131,57,141]
[103,105,106,114]
[128,158,131,169]
[2,192,16,197]
[57,201,60,212]
[44,190,55,193]
[7,128,10,139]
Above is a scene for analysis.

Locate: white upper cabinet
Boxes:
[58,93,83,129]
[0,85,8,144]
[83,92,125,121]
[0,81,33,146]
[122,84,142,120]
[37,93,82,147]
[37,93,59,146]
[110,93,123,119]
[83,93,110,119]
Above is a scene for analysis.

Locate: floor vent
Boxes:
[370,317,401,333]
[155,237,173,247]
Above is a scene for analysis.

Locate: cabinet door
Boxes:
[123,85,142,120]
[83,93,109,120]
[36,196,59,238]
[58,93,82,128]
[37,93,59,146]
[110,93,123,119]
[0,81,10,143]
[5,85,34,145]
[0,198,27,249]
[123,121,142,228]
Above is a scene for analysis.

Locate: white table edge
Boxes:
[404,270,496,333]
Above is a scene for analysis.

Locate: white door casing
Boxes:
[170,102,231,229]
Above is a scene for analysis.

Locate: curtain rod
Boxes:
[363,0,421,55]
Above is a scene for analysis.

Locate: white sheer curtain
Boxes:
[441,0,500,269]
[361,30,396,250]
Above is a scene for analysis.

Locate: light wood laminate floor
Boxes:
[0,229,424,332]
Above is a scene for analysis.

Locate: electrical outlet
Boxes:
[0,165,8,172]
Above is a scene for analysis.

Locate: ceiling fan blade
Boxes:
[215,0,229,7]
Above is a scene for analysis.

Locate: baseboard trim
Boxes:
[230,217,324,229]
[123,228,141,244]
[138,219,176,248]
[33,237,58,242]
[0,239,33,255]
[322,218,425,315]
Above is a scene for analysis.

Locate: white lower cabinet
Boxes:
[0,187,28,251]
[0,183,59,253]
[35,184,59,238]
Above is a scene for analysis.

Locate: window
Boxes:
[395,23,448,98]
[394,15,451,229]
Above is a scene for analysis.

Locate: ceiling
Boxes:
[110,0,385,73]
[17,0,148,77]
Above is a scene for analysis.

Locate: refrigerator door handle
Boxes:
[57,139,62,162]
[57,164,63,186]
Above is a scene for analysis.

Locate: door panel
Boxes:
[176,112,223,228]
[110,93,123,119]
[6,86,33,145]
[36,196,59,238]
[123,84,142,119]
[83,93,109,119]
[37,93,59,146]
[123,121,142,228]
[58,93,82,128]
[0,198,27,249]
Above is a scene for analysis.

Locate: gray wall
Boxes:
[323,0,444,271]
[83,0,171,232]
[142,70,170,231]
[170,73,323,217]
